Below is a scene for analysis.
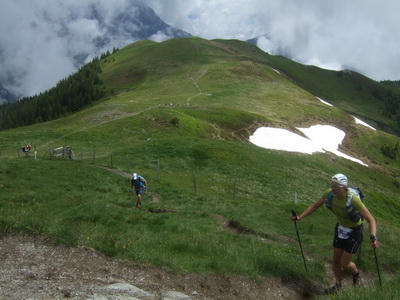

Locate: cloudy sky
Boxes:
[1,0,399,102]
[148,0,400,79]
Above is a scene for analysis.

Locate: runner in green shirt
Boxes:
[291,173,379,294]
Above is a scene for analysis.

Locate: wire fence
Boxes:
[13,145,247,198]
[13,146,294,202]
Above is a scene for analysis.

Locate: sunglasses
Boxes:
[330,184,344,189]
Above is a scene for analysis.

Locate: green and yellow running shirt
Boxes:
[323,188,366,228]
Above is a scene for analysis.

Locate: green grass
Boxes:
[1,155,318,277]
[1,37,400,299]
[1,139,398,281]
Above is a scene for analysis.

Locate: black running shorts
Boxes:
[333,223,364,254]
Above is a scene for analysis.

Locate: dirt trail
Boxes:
[0,234,308,300]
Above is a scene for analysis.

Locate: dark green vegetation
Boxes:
[1,37,399,299]
[0,58,108,130]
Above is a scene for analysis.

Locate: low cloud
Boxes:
[0,0,184,103]
[148,0,400,81]
[1,0,399,103]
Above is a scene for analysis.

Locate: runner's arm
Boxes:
[293,197,325,221]
[360,207,379,248]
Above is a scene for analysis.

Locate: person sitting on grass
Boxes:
[21,143,31,156]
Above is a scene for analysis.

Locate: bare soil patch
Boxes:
[0,233,318,300]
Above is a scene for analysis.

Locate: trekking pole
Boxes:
[373,247,382,287]
[291,210,308,272]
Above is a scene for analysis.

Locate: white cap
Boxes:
[132,173,138,180]
[331,173,348,186]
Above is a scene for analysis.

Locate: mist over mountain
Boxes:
[0,0,190,104]
[87,2,191,55]
[0,82,12,103]
[3,0,400,108]
[246,35,291,60]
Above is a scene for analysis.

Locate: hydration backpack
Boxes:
[131,175,145,188]
[325,187,364,223]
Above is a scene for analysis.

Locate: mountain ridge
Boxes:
[2,37,399,136]
[1,37,399,176]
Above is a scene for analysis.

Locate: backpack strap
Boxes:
[325,190,333,209]
[346,188,362,222]
[346,188,356,208]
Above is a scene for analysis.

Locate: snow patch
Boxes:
[316,97,333,107]
[249,124,368,166]
[353,116,376,130]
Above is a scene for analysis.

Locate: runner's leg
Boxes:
[341,251,357,274]
[333,247,345,286]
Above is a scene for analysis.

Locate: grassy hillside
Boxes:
[215,38,400,135]
[266,55,400,135]
[1,37,400,299]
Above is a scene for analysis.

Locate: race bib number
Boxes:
[338,225,353,240]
